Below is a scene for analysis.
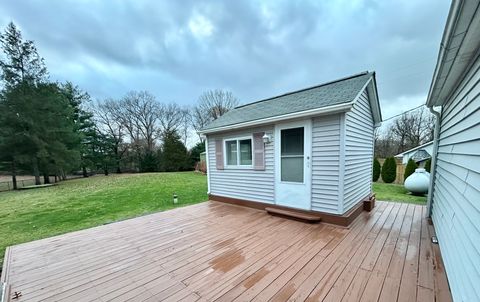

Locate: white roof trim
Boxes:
[350,74,382,125]
[426,0,480,107]
[368,77,383,125]
[394,141,434,157]
[198,101,354,135]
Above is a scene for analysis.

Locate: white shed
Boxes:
[426,0,480,301]
[199,72,381,226]
[394,141,433,165]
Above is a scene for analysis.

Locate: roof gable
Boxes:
[201,72,379,134]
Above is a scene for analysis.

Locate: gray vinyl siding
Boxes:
[431,55,480,302]
[343,90,374,212]
[311,115,342,214]
[207,126,275,203]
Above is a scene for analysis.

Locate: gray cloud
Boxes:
[0,0,450,122]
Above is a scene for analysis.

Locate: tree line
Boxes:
[373,106,435,184]
[374,107,435,158]
[0,22,239,189]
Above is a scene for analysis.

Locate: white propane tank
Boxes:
[404,168,430,195]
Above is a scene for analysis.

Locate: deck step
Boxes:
[265,207,321,222]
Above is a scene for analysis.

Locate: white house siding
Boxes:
[431,55,480,302]
[343,90,374,212]
[311,114,342,214]
[207,126,275,204]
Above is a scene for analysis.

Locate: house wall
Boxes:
[343,90,374,212]
[311,114,342,213]
[207,126,275,203]
[431,54,480,302]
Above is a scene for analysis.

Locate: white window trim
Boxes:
[223,135,254,169]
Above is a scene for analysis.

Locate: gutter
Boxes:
[426,106,441,217]
[1,282,8,302]
[426,0,463,107]
[198,101,354,135]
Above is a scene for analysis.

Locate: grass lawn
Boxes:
[373,182,427,204]
[0,172,208,269]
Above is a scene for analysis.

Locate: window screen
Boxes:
[280,127,304,182]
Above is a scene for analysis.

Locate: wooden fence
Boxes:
[377,158,405,184]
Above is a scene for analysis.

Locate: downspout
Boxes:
[426,106,441,217]
[203,135,211,195]
[424,0,462,217]
[373,122,381,193]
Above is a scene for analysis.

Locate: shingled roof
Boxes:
[201,71,378,133]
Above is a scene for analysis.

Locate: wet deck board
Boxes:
[1,201,452,302]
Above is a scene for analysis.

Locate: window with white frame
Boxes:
[225,137,253,167]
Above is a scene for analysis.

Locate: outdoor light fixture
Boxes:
[262,133,271,144]
[173,193,178,204]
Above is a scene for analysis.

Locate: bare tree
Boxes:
[118,91,160,152]
[375,106,436,157]
[92,99,128,173]
[156,102,194,146]
[192,89,240,140]
[374,128,397,158]
[192,106,210,141]
[157,103,183,135]
[405,107,435,146]
[178,107,191,146]
[390,107,435,153]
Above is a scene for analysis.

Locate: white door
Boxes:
[275,119,312,210]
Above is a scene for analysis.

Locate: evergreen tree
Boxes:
[381,157,397,183]
[140,151,158,172]
[0,22,47,88]
[404,158,418,180]
[424,158,432,172]
[372,158,381,182]
[160,130,189,172]
[90,130,116,175]
[0,80,80,185]
[0,22,49,186]
[33,83,81,182]
[188,141,206,169]
[61,82,95,177]
[0,23,86,185]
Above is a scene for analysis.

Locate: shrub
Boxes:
[404,158,418,180]
[424,158,432,172]
[381,157,397,183]
[373,158,381,181]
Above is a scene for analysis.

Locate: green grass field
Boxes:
[0,172,208,269]
[373,182,427,204]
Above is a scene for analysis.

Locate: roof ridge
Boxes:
[234,71,371,109]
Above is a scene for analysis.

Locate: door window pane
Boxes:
[280,127,304,182]
[281,157,304,182]
[225,140,237,165]
[281,127,304,156]
[239,139,252,165]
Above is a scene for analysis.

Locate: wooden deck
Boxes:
[1,201,452,302]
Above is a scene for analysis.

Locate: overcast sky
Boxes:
[0,0,450,123]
